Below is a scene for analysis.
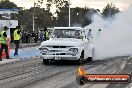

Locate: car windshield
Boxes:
[53,29,83,39]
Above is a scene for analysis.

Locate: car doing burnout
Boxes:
[39,27,94,64]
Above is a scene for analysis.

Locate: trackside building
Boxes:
[0,9,20,39]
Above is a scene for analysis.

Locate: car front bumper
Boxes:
[40,55,79,60]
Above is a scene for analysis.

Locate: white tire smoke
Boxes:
[85,5,132,60]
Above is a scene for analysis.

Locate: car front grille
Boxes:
[46,46,72,48]
[54,53,66,55]
[44,46,72,55]
[53,46,66,48]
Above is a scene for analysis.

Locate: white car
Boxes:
[39,27,94,64]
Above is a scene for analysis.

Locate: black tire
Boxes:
[77,58,83,65]
[87,48,94,62]
[43,59,49,64]
[76,51,84,65]
[87,57,92,62]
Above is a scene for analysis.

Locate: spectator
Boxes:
[87,29,93,43]
[40,31,44,42]
[34,32,38,43]
[14,26,21,56]
[25,32,28,43]
[0,26,11,61]
[96,29,101,40]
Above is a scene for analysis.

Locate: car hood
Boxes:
[40,38,83,47]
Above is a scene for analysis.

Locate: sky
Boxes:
[10,0,132,12]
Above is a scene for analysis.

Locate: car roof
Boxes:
[54,27,83,30]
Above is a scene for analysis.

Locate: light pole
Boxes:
[35,16,38,31]
[69,0,70,27]
[7,19,11,38]
[33,0,35,31]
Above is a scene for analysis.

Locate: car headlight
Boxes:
[39,48,49,54]
[69,48,78,55]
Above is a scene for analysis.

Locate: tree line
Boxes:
[0,0,120,31]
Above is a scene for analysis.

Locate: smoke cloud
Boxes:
[85,5,132,60]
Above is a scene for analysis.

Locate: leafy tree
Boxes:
[0,0,18,9]
[46,0,70,12]
[84,8,99,25]
[46,0,52,11]
[71,7,92,27]
[19,0,54,31]
[102,3,120,18]
[48,0,67,8]
[45,0,101,27]
[55,0,69,26]
[20,7,53,31]
[34,7,53,28]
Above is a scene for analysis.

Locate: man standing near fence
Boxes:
[14,26,21,56]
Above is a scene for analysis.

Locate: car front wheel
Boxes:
[76,51,84,65]
[43,59,49,64]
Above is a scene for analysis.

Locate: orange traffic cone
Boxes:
[1,50,6,58]
[0,38,10,59]
[0,44,6,58]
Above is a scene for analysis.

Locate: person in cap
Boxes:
[87,29,92,39]
[87,29,93,43]
[14,26,21,56]
[95,29,102,40]
[0,26,11,61]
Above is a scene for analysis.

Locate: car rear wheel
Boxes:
[43,59,49,64]
[87,48,94,62]
[87,57,92,62]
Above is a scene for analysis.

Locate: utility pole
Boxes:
[33,0,35,31]
[69,0,70,27]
